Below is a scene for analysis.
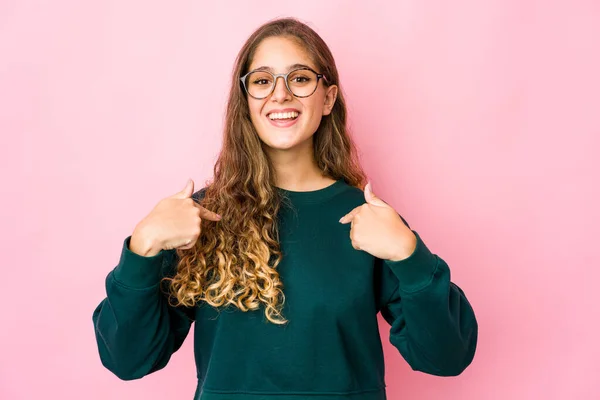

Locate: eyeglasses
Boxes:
[240,67,328,99]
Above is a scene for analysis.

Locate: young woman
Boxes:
[92,17,478,400]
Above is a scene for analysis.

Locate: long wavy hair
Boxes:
[163,17,367,324]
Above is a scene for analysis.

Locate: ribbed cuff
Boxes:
[112,235,166,289]
[384,230,438,293]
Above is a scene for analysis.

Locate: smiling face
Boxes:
[246,36,338,154]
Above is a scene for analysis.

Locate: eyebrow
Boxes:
[251,63,315,73]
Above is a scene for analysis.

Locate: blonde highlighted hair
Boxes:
[163,17,366,324]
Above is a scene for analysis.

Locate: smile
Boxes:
[268,111,299,120]
[266,110,300,128]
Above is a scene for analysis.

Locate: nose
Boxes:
[271,76,292,103]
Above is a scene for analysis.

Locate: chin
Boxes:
[264,138,300,151]
[258,127,303,147]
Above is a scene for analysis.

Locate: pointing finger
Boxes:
[193,203,222,222]
[339,206,361,224]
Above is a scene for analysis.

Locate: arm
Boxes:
[378,218,478,376]
[91,236,194,380]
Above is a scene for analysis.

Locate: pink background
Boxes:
[1,1,599,399]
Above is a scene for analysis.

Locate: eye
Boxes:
[291,76,310,83]
[247,71,273,86]
[253,78,271,85]
[288,69,316,85]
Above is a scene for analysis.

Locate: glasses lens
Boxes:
[287,69,318,97]
[246,71,273,98]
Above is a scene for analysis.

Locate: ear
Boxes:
[322,84,338,116]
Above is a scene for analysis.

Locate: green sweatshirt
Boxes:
[92,179,477,400]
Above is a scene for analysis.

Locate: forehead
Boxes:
[249,36,317,72]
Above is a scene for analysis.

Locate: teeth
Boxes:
[269,111,299,120]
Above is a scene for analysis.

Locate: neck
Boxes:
[266,139,334,191]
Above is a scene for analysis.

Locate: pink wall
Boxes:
[1,1,599,399]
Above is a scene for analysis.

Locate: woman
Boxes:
[92,17,478,400]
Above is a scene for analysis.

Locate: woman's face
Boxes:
[246,36,338,153]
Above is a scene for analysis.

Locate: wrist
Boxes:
[131,224,162,257]
[387,231,417,262]
[384,231,438,293]
[113,235,166,288]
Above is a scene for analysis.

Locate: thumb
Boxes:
[364,181,387,207]
[175,178,194,199]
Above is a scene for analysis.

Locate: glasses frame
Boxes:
[240,67,328,99]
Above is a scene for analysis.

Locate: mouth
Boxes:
[266,110,300,128]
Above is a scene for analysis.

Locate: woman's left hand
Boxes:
[339,181,417,262]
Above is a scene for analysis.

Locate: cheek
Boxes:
[302,97,325,127]
[248,100,264,125]
[307,91,327,114]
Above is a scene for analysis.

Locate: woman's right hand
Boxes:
[129,179,221,257]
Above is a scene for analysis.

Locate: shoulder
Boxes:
[325,180,366,210]
[340,180,366,201]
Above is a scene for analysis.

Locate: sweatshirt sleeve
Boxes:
[91,235,195,381]
[378,218,478,376]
